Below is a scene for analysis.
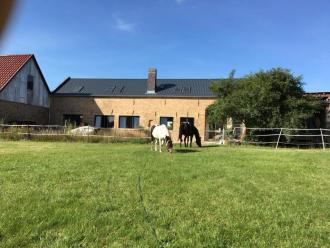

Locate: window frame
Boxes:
[160,116,174,130]
[94,115,115,128]
[119,116,140,129]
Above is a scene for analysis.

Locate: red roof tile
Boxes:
[0,54,33,91]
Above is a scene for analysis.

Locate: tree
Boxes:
[207,68,321,128]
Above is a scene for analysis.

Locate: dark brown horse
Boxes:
[178,122,202,147]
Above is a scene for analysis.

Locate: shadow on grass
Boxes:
[200,145,220,148]
[175,149,200,153]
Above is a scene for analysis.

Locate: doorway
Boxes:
[180,117,194,126]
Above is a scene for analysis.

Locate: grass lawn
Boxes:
[0,141,329,247]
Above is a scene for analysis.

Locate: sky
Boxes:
[1,0,330,92]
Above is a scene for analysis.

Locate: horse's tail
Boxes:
[178,123,183,141]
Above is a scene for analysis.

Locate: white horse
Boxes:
[150,124,173,153]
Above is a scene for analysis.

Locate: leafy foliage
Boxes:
[207,68,321,128]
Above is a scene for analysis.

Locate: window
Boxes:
[27,75,34,90]
[63,114,82,126]
[180,117,194,126]
[160,117,173,130]
[119,116,140,128]
[95,115,114,128]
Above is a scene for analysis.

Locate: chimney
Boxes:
[147,68,157,94]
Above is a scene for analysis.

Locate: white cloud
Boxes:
[114,17,135,32]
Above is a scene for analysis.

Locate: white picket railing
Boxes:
[204,127,330,149]
[232,127,330,150]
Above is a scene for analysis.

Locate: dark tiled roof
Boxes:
[0,54,33,91]
[53,78,217,98]
[307,92,330,95]
[307,92,330,105]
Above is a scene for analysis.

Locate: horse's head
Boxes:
[165,136,173,153]
[192,126,202,147]
[196,136,202,147]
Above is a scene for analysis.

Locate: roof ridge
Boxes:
[68,78,215,80]
[307,92,330,94]
[70,78,147,80]
[0,54,33,57]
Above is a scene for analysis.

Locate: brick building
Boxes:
[0,54,50,124]
[51,68,217,140]
[1,54,329,141]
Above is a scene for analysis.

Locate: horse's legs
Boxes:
[154,140,158,151]
[184,135,188,147]
[190,135,192,147]
[159,138,162,152]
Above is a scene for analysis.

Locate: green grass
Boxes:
[0,141,329,248]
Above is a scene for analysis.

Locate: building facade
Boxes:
[51,69,216,140]
[51,96,215,141]
[0,55,50,124]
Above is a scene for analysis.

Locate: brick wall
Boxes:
[50,96,215,141]
[0,99,49,124]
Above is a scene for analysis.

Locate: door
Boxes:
[180,117,194,126]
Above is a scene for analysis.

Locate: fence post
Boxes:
[219,127,225,145]
[276,128,283,149]
[27,124,30,140]
[320,128,325,150]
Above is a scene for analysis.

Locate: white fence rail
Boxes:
[232,127,330,150]
[204,128,225,145]
[204,127,330,149]
[1,124,330,149]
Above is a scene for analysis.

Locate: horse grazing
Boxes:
[150,124,173,153]
[178,122,202,147]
